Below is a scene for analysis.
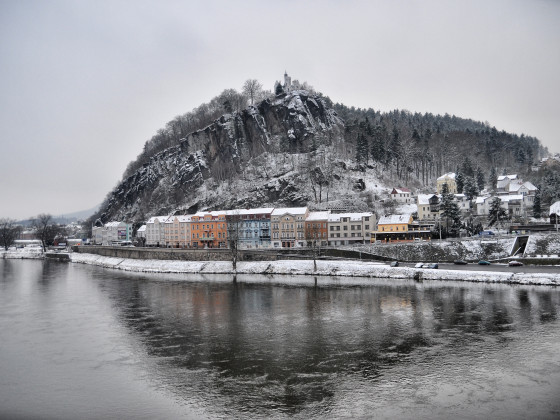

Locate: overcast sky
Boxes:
[1,0,559,219]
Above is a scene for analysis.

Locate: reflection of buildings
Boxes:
[99,272,557,417]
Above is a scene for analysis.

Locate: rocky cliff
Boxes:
[96,90,347,222]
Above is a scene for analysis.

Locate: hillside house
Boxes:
[550,201,560,225]
[390,188,412,203]
[436,173,457,194]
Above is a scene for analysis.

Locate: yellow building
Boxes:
[436,172,457,194]
[372,214,432,243]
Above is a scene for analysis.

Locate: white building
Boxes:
[164,215,192,248]
[390,188,412,203]
[145,216,170,247]
[136,225,146,241]
[92,221,132,245]
[327,212,375,246]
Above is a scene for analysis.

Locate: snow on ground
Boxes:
[1,247,44,259]
[71,253,560,286]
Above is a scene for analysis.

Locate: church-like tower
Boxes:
[284,71,292,92]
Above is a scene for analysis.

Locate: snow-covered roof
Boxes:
[328,212,373,222]
[523,181,538,191]
[378,214,411,225]
[500,194,524,202]
[137,225,146,232]
[497,174,518,181]
[437,172,456,181]
[105,221,127,227]
[417,194,437,205]
[306,211,331,221]
[549,201,560,216]
[147,216,170,224]
[230,208,275,216]
[165,215,193,223]
[475,196,492,205]
[391,188,411,194]
[271,207,308,216]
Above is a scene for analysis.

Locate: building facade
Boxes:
[271,207,309,248]
[145,216,169,247]
[191,211,228,248]
[226,208,273,249]
[327,212,375,246]
[305,211,330,247]
[436,172,457,194]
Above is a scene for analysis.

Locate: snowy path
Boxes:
[70,253,560,286]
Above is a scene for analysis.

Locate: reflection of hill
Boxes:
[94,273,559,416]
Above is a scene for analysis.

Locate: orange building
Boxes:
[190,211,228,248]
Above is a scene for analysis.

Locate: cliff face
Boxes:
[97,91,345,222]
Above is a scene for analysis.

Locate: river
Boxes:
[1,259,559,419]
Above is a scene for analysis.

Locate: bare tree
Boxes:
[242,79,263,105]
[32,214,61,252]
[305,222,323,272]
[226,212,242,271]
[0,218,21,250]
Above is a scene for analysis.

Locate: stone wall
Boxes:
[73,246,277,262]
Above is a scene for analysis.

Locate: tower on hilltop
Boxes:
[284,71,292,92]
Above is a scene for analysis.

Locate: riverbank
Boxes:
[1,247,44,259]
[71,253,560,286]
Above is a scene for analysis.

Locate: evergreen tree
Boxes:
[533,187,542,218]
[371,124,386,164]
[355,133,369,164]
[274,81,284,95]
[461,157,474,177]
[488,197,509,226]
[440,185,462,237]
[489,167,498,191]
[475,166,485,192]
[455,171,464,193]
[464,176,478,200]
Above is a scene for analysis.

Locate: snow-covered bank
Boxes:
[71,253,560,286]
[1,248,44,259]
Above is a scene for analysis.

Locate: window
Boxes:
[330,226,334,231]
[343,226,348,231]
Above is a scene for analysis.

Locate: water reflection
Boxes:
[91,271,560,417]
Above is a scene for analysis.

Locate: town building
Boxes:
[417,194,440,221]
[436,172,457,194]
[226,208,274,249]
[550,201,560,225]
[305,211,330,247]
[271,207,309,248]
[145,216,169,247]
[191,211,228,248]
[390,187,412,203]
[93,221,132,245]
[164,215,192,248]
[372,214,432,243]
[136,225,146,242]
[327,212,374,246]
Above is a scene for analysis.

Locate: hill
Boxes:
[90,84,548,225]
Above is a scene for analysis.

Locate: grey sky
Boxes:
[1,0,559,219]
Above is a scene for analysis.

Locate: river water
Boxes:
[1,259,560,419]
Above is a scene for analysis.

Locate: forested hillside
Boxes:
[90,79,549,225]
